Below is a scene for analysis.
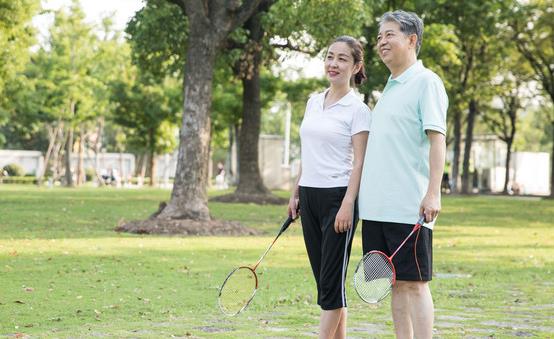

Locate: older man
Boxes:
[358,10,448,339]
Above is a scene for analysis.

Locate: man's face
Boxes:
[376,21,415,68]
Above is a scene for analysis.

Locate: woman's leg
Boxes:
[319,307,346,339]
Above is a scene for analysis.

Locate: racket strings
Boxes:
[353,252,394,303]
[218,267,258,316]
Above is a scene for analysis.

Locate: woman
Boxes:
[288,36,370,339]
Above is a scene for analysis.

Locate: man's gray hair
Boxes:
[379,10,424,55]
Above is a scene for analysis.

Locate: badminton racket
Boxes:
[218,214,296,316]
[353,216,425,304]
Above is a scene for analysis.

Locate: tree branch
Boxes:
[270,40,314,54]
[227,0,263,33]
[166,0,187,16]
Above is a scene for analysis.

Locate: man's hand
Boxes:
[419,192,441,223]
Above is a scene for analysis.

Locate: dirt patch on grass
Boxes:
[115,201,262,236]
[115,218,261,236]
[211,193,288,205]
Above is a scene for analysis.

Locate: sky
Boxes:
[33,0,324,78]
[34,0,145,40]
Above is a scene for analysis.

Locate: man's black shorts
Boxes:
[362,220,432,281]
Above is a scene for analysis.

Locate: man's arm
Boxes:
[419,130,446,223]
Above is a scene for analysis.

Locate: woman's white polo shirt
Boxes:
[299,89,370,188]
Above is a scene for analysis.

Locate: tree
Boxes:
[31,1,99,186]
[483,76,526,194]
[509,0,554,196]
[0,0,39,146]
[152,0,263,221]
[215,0,369,203]
[111,73,181,186]
[430,0,509,194]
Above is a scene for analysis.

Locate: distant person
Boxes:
[288,36,370,338]
[358,11,448,338]
[215,162,228,190]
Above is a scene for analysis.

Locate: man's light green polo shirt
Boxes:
[358,60,448,229]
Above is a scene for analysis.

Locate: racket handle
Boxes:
[278,215,295,235]
[390,217,425,259]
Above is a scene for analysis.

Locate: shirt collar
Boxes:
[320,88,356,108]
[388,60,424,84]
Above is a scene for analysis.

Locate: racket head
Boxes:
[353,250,395,304]
[218,266,258,316]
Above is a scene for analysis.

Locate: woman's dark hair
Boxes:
[332,36,367,86]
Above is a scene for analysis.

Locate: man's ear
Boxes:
[409,34,418,50]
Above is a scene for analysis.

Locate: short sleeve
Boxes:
[419,75,448,135]
[351,104,371,136]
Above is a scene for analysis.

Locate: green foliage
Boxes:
[0,176,38,184]
[265,0,370,54]
[2,163,25,176]
[27,1,101,129]
[110,73,181,156]
[84,168,96,182]
[418,23,461,94]
[125,0,188,79]
[0,0,40,144]
[514,104,554,152]
[509,0,553,106]
[0,0,38,96]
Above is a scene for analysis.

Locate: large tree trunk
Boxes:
[156,30,217,221]
[451,110,462,193]
[461,100,477,194]
[235,13,270,196]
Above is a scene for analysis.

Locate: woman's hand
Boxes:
[334,201,354,233]
[288,194,299,219]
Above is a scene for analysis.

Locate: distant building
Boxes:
[0,149,134,181]
[156,134,293,190]
[0,150,43,176]
[454,135,550,195]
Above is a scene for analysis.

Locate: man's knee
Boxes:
[393,280,429,296]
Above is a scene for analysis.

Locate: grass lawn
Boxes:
[1,185,553,338]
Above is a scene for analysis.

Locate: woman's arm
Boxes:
[334,131,369,233]
[288,163,302,219]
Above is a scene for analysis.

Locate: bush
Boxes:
[2,163,25,177]
[0,176,37,184]
[85,168,96,182]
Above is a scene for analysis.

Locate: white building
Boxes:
[0,149,134,180]
[457,135,550,195]
[0,150,43,176]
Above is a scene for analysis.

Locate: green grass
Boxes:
[1,185,553,338]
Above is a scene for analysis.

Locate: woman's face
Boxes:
[324,42,359,87]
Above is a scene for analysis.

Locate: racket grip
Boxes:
[279,215,296,234]
[416,216,425,226]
